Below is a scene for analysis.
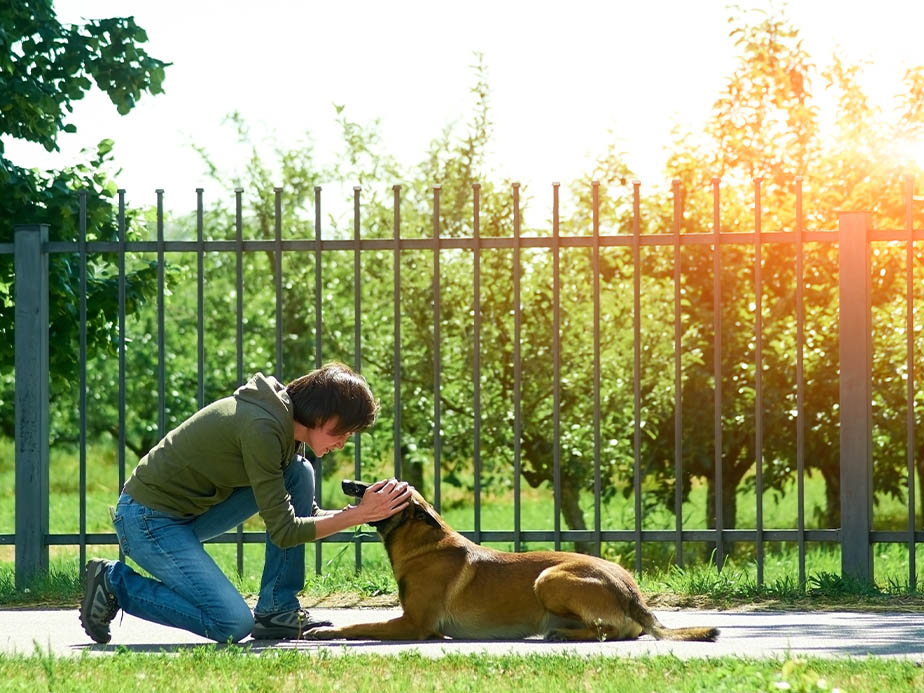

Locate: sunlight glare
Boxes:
[913,138,924,172]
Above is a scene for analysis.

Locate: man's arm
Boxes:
[311,479,411,540]
[311,500,338,518]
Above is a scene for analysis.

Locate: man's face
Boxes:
[305,418,353,457]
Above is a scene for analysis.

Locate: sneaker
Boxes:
[251,607,333,640]
[79,558,119,644]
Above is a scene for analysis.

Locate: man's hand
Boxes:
[356,479,412,523]
[310,479,412,541]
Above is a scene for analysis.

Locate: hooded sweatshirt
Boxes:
[123,373,317,547]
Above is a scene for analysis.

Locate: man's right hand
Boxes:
[357,478,412,522]
[309,478,413,541]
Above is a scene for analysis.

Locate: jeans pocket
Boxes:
[112,513,131,556]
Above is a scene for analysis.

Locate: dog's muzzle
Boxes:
[341,479,370,499]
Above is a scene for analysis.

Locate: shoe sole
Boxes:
[251,620,333,640]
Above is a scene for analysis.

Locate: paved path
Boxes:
[3,607,924,659]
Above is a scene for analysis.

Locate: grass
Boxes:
[3,435,924,610]
[1,648,922,692]
[3,439,924,690]
[4,545,923,611]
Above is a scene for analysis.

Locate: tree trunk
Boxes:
[560,476,593,555]
[818,464,840,528]
[705,477,737,567]
[704,440,748,567]
[519,433,593,554]
[112,427,158,462]
[401,446,425,498]
[912,438,924,529]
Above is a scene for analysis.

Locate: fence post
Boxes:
[837,211,873,583]
[14,224,50,589]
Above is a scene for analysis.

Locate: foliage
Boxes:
[2,649,922,693]
[589,4,924,557]
[0,0,169,439]
[6,432,923,604]
[9,3,924,568]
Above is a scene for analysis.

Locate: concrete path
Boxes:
[3,607,924,659]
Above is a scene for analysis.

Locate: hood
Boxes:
[234,372,294,429]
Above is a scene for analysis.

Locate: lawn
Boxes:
[3,438,924,691]
[1,648,923,693]
[1,435,923,607]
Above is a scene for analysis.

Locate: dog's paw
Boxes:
[544,630,568,642]
[302,626,338,640]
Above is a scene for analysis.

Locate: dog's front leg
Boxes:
[305,615,443,641]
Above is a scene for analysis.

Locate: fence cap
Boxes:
[13,224,50,238]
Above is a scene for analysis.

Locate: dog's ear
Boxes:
[412,501,441,528]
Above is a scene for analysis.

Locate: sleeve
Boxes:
[240,418,318,547]
[312,500,338,518]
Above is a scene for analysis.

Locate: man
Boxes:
[79,362,411,643]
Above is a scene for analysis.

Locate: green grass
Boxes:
[0,648,921,692]
[3,436,924,608]
[3,439,924,690]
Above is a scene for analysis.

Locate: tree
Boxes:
[643,4,924,556]
[0,0,169,440]
[60,7,924,569]
[175,57,515,501]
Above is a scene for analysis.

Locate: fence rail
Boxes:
[4,178,922,590]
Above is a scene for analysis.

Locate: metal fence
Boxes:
[3,177,922,591]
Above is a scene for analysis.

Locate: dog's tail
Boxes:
[649,624,720,642]
[626,593,719,642]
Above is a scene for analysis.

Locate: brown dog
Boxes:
[305,480,719,642]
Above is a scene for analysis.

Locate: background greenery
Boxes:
[3,2,924,593]
[2,436,924,607]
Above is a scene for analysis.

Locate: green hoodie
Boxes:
[123,373,318,546]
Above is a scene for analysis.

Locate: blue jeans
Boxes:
[108,454,315,643]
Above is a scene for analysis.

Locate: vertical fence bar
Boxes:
[473,184,482,545]
[314,186,323,372]
[195,186,211,558]
[353,186,363,571]
[712,177,725,570]
[117,191,127,525]
[156,190,166,439]
[313,185,323,575]
[235,187,244,387]
[393,185,402,481]
[592,181,602,556]
[234,187,245,575]
[672,180,684,568]
[795,178,807,586]
[632,180,642,572]
[838,210,873,582]
[78,191,88,570]
[432,185,442,513]
[14,223,50,588]
[551,183,561,555]
[753,178,764,586]
[905,174,916,587]
[512,183,524,550]
[274,187,284,381]
[196,189,205,410]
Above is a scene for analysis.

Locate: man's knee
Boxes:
[284,455,316,515]
[207,603,255,643]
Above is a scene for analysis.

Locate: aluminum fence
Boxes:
[4,177,922,590]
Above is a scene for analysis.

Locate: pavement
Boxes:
[3,607,924,659]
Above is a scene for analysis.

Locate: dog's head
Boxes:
[341,479,441,536]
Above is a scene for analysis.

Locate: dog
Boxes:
[305,480,719,642]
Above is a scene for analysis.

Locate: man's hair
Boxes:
[286,362,379,434]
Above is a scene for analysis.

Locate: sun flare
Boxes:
[913,138,924,172]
